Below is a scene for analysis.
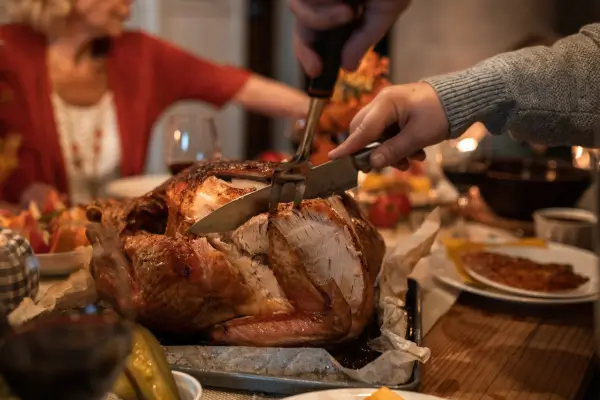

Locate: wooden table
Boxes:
[37,223,599,400]
[421,293,596,400]
[201,292,597,400]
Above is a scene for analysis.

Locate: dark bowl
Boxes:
[477,158,592,221]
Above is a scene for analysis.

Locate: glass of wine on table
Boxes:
[0,225,135,400]
[437,133,489,237]
[166,114,221,175]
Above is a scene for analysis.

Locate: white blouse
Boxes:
[51,92,122,205]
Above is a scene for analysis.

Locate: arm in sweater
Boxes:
[424,23,600,147]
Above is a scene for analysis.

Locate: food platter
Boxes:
[431,243,598,305]
[0,199,91,276]
[281,388,445,400]
[9,160,439,399]
[167,279,423,396]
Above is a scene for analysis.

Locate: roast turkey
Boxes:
[87,160,385,347]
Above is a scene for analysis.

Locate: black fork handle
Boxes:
[307,0,364,98]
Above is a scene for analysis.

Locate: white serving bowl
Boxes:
[36,246,92,276]
[173,371,203,400]
[105,370,202,400]
[533,207,597,250]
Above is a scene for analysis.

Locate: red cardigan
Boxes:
[0,24,251,203]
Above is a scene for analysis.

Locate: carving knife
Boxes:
[189,127,399,235]
[267,0,364,211]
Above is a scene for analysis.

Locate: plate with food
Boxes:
[354,166,457,230]
[430,257,597,305]
[460,244,596,299]
[79,160,441,394]
[357,165,452,207]
[430,241,598,304]
[282,387,444,400]
[0,193,92,276]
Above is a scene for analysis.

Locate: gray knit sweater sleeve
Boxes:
[423,23,600,147]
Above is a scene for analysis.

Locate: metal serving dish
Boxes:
[165,279,423,396]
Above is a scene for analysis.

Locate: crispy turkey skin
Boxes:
[87,160,385,347]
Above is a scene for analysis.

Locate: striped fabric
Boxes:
[0,228,40,313]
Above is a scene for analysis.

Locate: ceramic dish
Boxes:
[533,207,597,250]
[36,246,92,277]
[172,371,203,400]
[430,245,598,305]
[105,174,171,199]
[461,243,598,299]
[105,371,202,400]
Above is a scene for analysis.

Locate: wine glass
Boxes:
[0,224,135,400]
[166,114,221,175]
[437,125,490,237]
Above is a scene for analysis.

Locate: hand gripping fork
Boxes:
[269,0,364,212]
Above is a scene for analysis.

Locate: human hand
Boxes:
[328,82,450,169]
[290,0,411,77]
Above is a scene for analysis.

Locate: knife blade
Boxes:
[188,126,399,235]
[188,156,362,235]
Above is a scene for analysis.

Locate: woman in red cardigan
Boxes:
[0,0,309,209]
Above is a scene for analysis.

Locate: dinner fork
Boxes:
[269,0,364,212]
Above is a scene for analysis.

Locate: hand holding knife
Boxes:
[268,0,365,212]
[189,125,400,235]
[188,0,407,235]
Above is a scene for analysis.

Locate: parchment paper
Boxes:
[8,209,441,386]
[166,209,441,386]
[8,269,97,327]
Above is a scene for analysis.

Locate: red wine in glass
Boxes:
[0,313,133,400]
[168,161,194,175]
[166,114,221,175]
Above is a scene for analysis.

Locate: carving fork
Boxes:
[269,0,364,212]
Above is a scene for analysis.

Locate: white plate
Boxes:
[105,174,171,199]
[37,246,92,276]
[430,243,598,305]
[283,388,444,400]
[462,245,597,299]
[436,223,518,246]
[462,244,598,299]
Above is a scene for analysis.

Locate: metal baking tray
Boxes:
[168,278,422,396]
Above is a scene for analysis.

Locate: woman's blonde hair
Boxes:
[7,0,72,33]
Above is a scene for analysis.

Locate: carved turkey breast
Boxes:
[87,160,385,347]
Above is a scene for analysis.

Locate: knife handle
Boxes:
[307,0,364,98]
[351,124,401,172]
